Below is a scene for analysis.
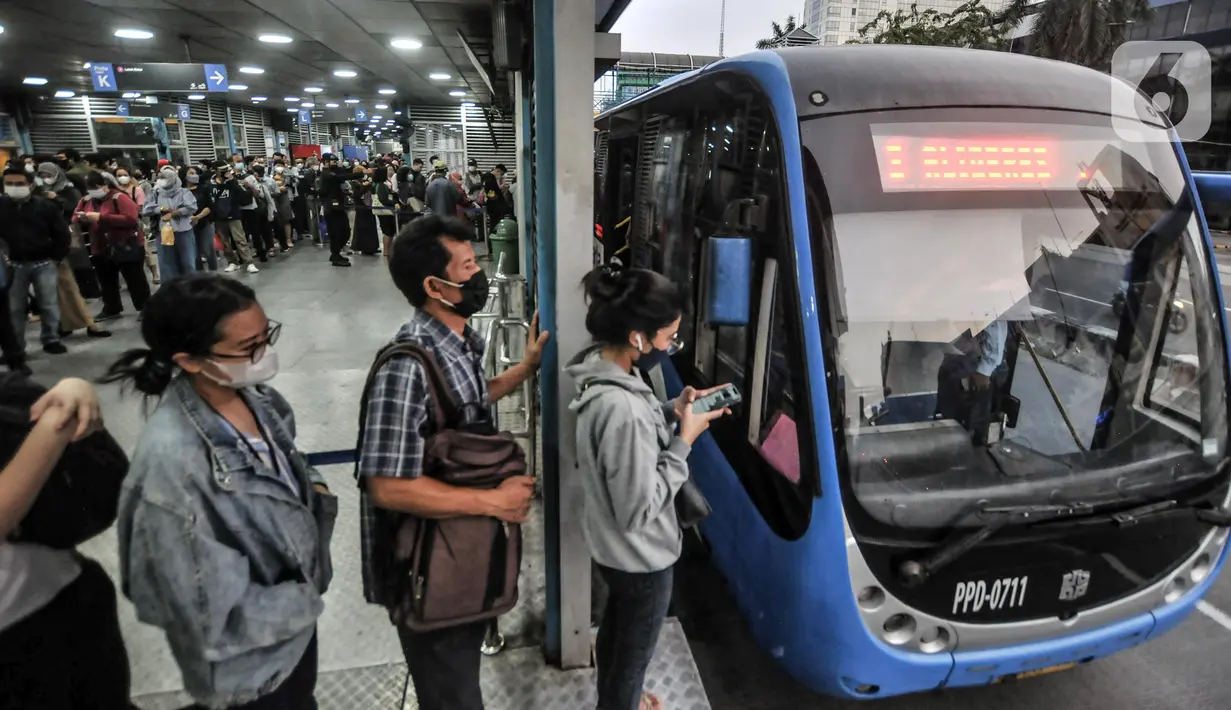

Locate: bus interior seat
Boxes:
[757,411,801,483]
[847,420,973,484]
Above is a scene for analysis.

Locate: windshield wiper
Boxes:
[897,503,1095,588]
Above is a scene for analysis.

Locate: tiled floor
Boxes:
[33,243,709,710]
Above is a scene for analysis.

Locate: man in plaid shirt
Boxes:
[358,214,547,710]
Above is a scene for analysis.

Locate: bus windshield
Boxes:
[803,108,1229,531]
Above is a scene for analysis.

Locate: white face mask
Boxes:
[23,164,34,173]
[206,346,280,389]
[4,185,31,200]
[117,175,131,185]
[34,176,47,186]
[158,178,173,189]
[87,188,106,200]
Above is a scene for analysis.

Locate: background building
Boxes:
[804,0,1013,44]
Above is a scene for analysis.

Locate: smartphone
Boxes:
[690,384,741,414]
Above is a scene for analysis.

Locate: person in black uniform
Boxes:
[318,154,351,267]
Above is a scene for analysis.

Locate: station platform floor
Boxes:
[26,244,1231,709]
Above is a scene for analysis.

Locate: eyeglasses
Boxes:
[208,320,281,363]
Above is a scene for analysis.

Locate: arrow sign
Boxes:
[176,104,191,120]
[298,110,311,125]
[91,63,117,91]
[116,101,130,116]
[354,107,367,122]
[203,64,228,91]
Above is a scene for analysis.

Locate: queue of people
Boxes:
[0,196,700,710]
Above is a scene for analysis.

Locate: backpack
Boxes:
[356,342,526,632]
[0,374,129,549]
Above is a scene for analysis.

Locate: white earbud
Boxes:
[634,335,644,351]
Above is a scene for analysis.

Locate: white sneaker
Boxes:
[224,263,239,273]
[246,263,260,274]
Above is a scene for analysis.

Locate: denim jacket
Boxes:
[116,376,337,709]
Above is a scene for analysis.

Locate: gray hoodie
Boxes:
[566,345,692,573]
[143,168,197,232]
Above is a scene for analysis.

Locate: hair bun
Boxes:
[581,264,626,304]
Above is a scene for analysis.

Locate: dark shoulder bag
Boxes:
[356,342,527,632]
[0,374,129,549]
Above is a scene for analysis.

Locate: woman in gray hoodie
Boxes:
[142,167,198,281]
[566,265,730,710]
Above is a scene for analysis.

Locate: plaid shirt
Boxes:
[357,309,489,603]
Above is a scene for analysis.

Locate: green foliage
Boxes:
[1031,0,1153,68]
[848,0,1028,50]
[757,14,799,50]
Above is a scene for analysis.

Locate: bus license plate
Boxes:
[997,662,1077,683]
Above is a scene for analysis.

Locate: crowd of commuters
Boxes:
[0,150,702,710]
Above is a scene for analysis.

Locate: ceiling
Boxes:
[0,0,500,113]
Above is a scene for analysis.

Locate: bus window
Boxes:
[1144,254,1202,425]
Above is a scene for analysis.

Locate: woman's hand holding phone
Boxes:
[678,388,731,445]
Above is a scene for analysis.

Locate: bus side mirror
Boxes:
[703,236,752,327]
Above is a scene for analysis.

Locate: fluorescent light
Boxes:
[187,94,205,100]
[252,96,267,101]
[333,69,357,78]
[374,103,388,110]
[82,62,90,69]
[54,90,75,98]
[428,72,451,81]
[122,92,141,99]
[259,33,292,44]
[372,115,383,120]
[114,28,154,40]
[449,90,466,97]
[286,108,297,113]
[325,102,339,108]
[301,102,315,108]
[143,96,157,104]
[229,84,248,91]
[378,88,396,95]
[23,77,48,86]
[344,98,360,104]
[461,101,475,107]
[391,37,423,50]
[394,111,402,115]
[304,86,323,93]
[284,96,300,102]
[239,66,265,75]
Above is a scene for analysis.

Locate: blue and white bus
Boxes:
[593,45,1231,698]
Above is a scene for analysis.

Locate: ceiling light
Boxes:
[378,88,396,95]
[82,62,90,69]
[259,33,293,44]
[239,66,265,74]
[333,69,357,78]
[301,102,315,108]
[187,94,205,100]
[374,103,388,109]
[394,111,402,115]
[143,96,157,103]
[304,86,323,93]
[461,101,475,107]
[449,90,466,97]
[122,92,141,99]
[325,102,339,108]
[114,28,154,40]
[371,115,383,120]
[284,96,300,102]
[23,77,48,86]
[229,84,248,91]
[391,37,423,50]
[252,96,267,101]
[428,72,451,81]
[344,98,360,104]
[54,90,75,98]
[286,108,297,113]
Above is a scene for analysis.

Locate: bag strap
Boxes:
[354,340,460,485]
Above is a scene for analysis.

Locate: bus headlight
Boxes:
[1163,576,1190,603]
[881,613,916,645]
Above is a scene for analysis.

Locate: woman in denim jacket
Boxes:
[103,273,337,709]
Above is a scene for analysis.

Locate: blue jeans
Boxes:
[157,229,198,281]
[595,564,674,710]
[194,221,218,271]
[8,260,60,351]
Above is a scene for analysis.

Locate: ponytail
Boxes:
[99,348,175,397]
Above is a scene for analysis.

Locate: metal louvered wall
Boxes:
[463,105,516,176]
[29,97,92,154]
[244,125,267,156]
[185,121,215,163]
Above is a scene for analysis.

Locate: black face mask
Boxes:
[438,269,489,318]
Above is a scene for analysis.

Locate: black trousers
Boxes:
[92,255,151,315]
[595,564,674,710]
[242,211,271,262]
[324,210,349,260]
[397,620,487,710]
[0,556,132,710]
[185,634,317,710]
[0,280,23,368]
